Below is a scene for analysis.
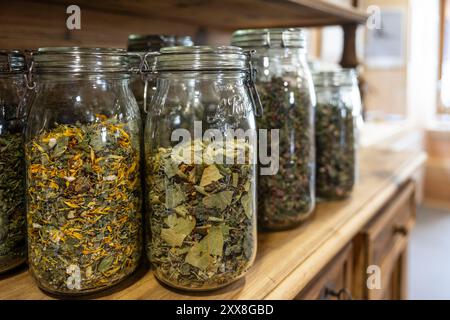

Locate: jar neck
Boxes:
[155,70,249,80]
[33,73,131,82]
[254,47,306,61]
[316,84,354,92]
[252,47,308,81]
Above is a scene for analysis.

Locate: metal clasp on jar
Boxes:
[130,51,160,115]
[24,50,36,90]
[246,50,263,118]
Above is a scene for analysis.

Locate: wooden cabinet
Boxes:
[295,180,416,301]
[296,244,353,300]
[353,181,416,300]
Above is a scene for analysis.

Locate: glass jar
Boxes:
[0,50,28,273]
[127,35,194,119]
[145,46,260,291]
[313,69,361,200]
[25,48,143,295]
[232,28,316,230]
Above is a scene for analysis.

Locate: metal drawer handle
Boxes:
[324,287,353,300]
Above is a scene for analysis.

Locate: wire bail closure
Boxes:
[138,51,159,114]
[246,50,263,118]
[24,50,36,90]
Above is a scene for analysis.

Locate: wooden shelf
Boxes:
[1,0,367,58]
[0,147,426,300]
[33,0,368,30]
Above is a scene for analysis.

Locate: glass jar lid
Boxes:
[0,50,26,73]
[313,69,357,87]
[32,47,130,74]
[231,28,306,49]
[128,34,194,52]
[155,46,251,71]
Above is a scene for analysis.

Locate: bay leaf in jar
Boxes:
[147,138,256,290]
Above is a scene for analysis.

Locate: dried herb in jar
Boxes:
[147,139,256,290]
[315,102,355,199]
[257,77,314,230]
[0,131,26,271]
[26,115,142,294]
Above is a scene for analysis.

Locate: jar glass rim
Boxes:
[155,46,252,72]
[127,34,194,52]
[33,47,130,74]
[313,69,358,87]
[231,28,307,50]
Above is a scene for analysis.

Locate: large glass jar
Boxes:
[0,50,28,273]
[25,48,143,295]
[145,46,260,291]
[127,35,194,119]
[313,69,361,200]
[232,28,316,230]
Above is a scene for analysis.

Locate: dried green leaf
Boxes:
[161,215,195,247]
[202,191,233,211]
[185,226,223,271]
[232,172,239,188]
[199,165,223,187]
[98,255,114,272]
[165,185,185,209]
[163,156,179,179]
[174,205,188,216]
[194,185,209,196]
[53,136,69,157]
[241,194,252,219]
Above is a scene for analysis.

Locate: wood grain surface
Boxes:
[0,147,426,300]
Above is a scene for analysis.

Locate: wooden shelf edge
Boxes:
[33,0,368,31]
[287,0,368,25]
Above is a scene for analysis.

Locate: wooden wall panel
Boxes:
[424,128,450,209]
[0,1,228,49]
[360,0,409,118]
[363,68,408,116]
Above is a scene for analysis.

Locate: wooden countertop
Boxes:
[0,147,426,300]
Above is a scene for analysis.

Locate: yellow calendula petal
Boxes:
[64,201,80,209]
[49,181,59,189]
[90,147,95,163]
[71,232,83,240]
[32,142,45,153]
[127,162,137,175]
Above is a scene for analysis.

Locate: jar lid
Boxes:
[32,47,130,74]
[231,28,306,49]
[313,69,358,87]
[127,34,194,52]
[0,50,26,73]
[155,46,251,71]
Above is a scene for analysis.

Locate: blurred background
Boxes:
[0,0,449,299]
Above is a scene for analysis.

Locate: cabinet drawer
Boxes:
[366,182,415,268]
[296,244,353,300]
[353,181,416,300]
